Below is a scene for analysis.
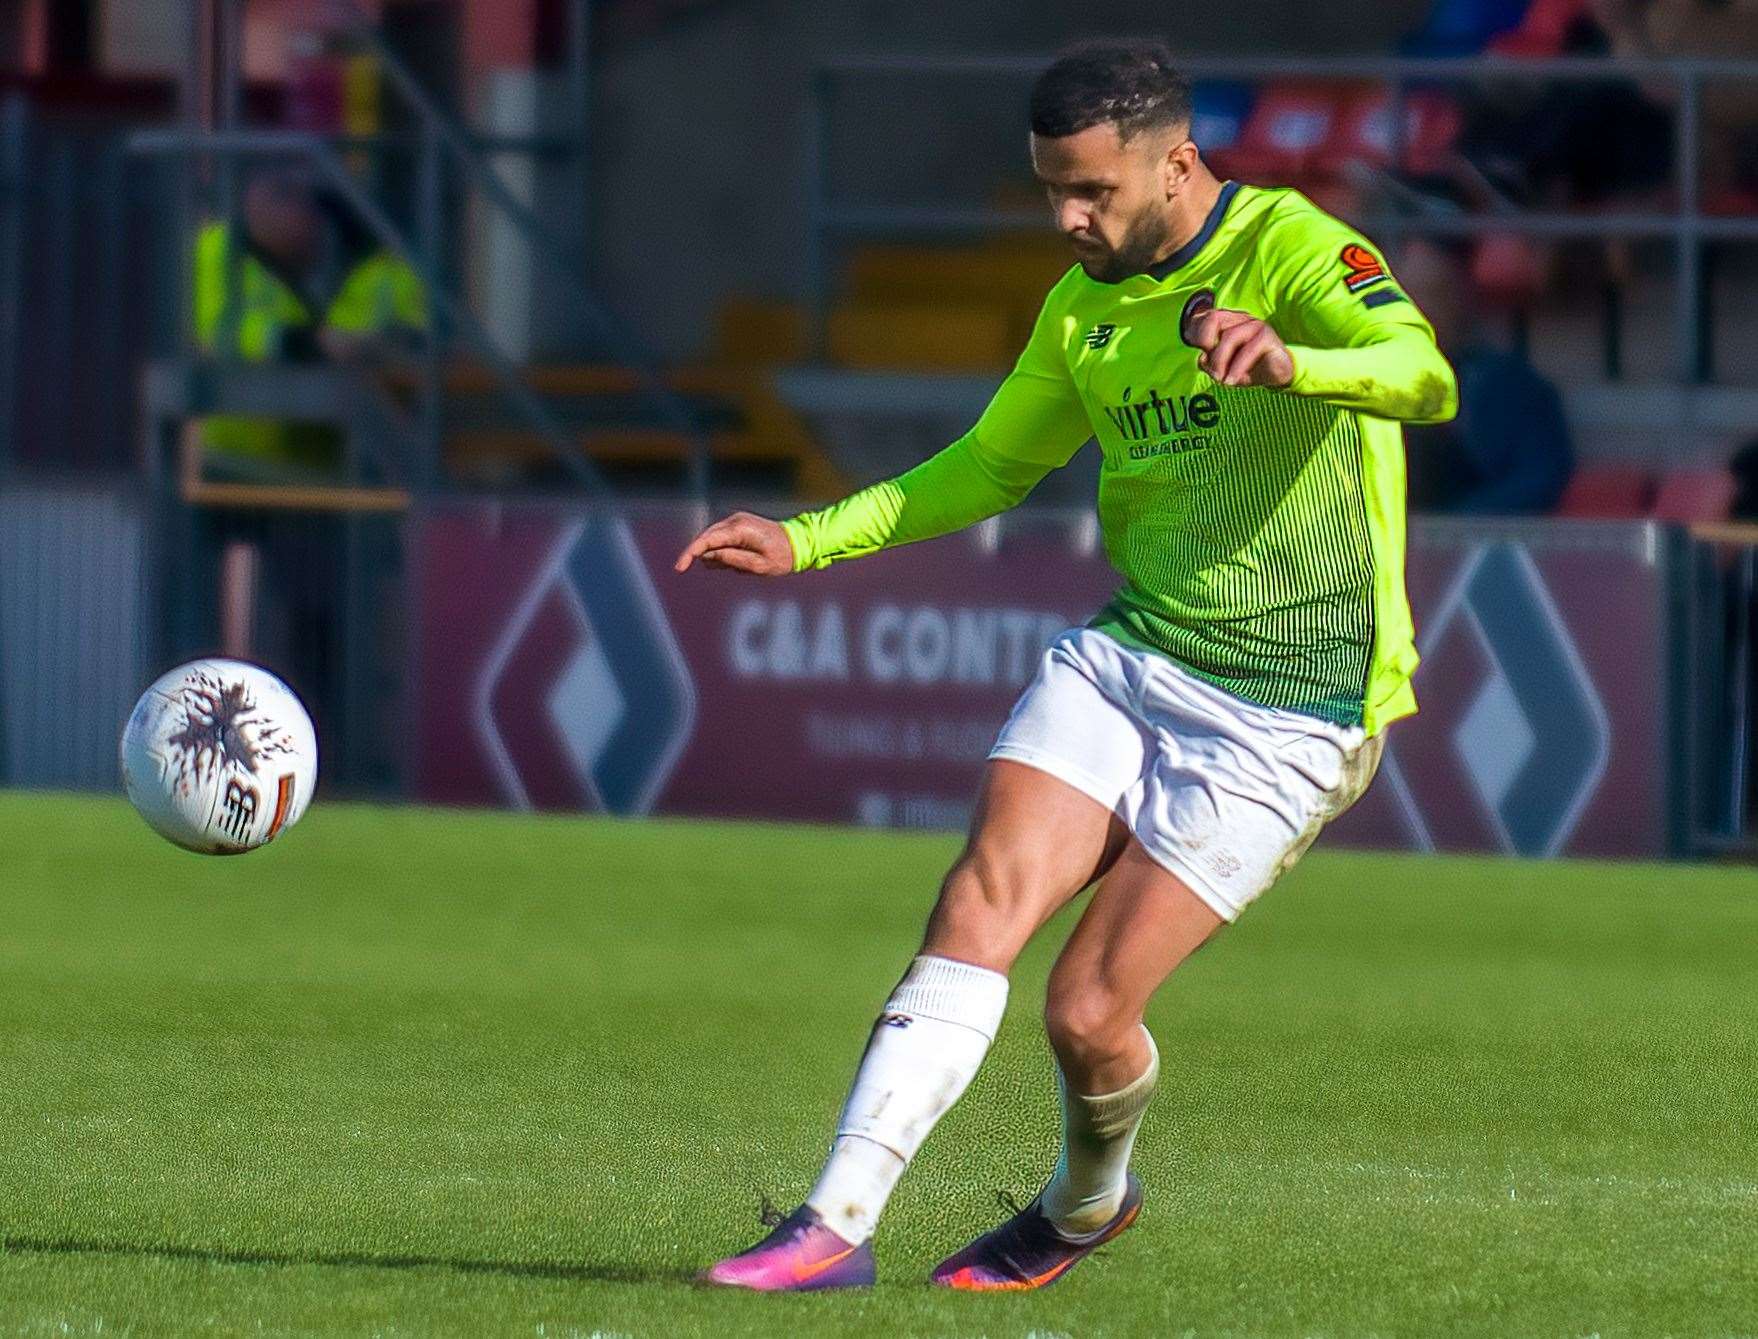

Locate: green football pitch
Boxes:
[2,792,1755,1338]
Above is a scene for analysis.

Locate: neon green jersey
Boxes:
[783,183,1457,733]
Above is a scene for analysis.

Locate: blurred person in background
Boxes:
[1588,0,1758,202]
[193,168,427,483]
[1452,0,1758,208]
[188,169,426,777]
[1454,3,1675,211]
[1400,237,1573,513]
[0,0,22,67]
[1727,436,1758,520]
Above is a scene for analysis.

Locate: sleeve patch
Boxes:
[1360,288,1409,309]
[1340,243,1388,294]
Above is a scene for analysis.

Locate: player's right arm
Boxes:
[675,288,1092,575]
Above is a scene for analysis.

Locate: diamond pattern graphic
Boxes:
[1454,666,1536,817]
[548,619,626,800]
[1390,543,1610,857]
[478,516,695,815]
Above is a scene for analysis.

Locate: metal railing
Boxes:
[808,54,1758,381]
[0,93,26,482]
[332,0,713,500]
[1682,522,1758,856]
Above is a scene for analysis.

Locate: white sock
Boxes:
[1040,1026,1159,1236]
[804,954,1008,1244]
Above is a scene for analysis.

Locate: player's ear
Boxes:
[1162,136,1197,199]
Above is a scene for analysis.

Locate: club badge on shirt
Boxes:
[1343,242,1385,289]
[1340,244,1409,309]
[1340,244,1389,293]
[1179,289,1217,347]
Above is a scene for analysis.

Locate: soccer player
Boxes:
[676,40,1456,1292]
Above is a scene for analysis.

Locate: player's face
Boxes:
[1031,123,1180,284]
[243,177,320,267]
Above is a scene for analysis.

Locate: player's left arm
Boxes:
[1256,211,1459,424]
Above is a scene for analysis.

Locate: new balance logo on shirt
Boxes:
[1085,323,1117,349]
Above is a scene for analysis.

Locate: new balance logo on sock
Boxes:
[806,956,1008,1243]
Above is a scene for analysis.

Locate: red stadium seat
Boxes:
[1557,465,1654,518]
[1705,188,1758,217]
[1316,87,1462,177]
[1471,232,1546,310]
[1210,83,1344,186]
[1486,0,1586,55]
[1651,468,1736,524]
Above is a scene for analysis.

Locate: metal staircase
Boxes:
[149,0,712,503]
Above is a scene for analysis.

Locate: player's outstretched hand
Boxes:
[674,511,796,575]
[1185,306,1295,390]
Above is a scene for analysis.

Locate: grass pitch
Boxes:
[1,792,1755,1338]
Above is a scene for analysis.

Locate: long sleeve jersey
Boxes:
[782,183,1458,733]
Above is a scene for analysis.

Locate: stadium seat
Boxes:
[1486,0,1586,56]
[1400,0,1533,56]
[714,297,808,365]
[1651,468,1736,524]
[1471,232,1546,310]
[828,302,1016,372]
[844,242,1065,306]
[439,363,845,498]
[1190,82,1255,156]
[1208,83,1344,186]
[1557,465,1655,518]
[1315,87,1462,178]
[1704,188,1758,217]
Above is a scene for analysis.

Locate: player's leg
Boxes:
[930,842,1220,1290]
[918,758,1133,970]
[800,761,1130,1228]
[702,628,1152,1290]
[1038,842,1222,1228]
[701,759,1132,1291]
[1030,663,1385,1248]
[933,650,1386,1291]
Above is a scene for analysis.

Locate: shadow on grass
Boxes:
[0,1235,684,1286]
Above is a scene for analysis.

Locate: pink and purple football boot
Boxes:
[699,1205,876,1291]
[930,1175,1143,1291]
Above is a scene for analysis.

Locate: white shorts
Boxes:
[990,627,1383,922]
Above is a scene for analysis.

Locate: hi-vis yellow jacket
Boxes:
[193,221,427,463]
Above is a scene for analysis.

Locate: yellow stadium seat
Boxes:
[828,302,1015,371]
[715,297,809,365]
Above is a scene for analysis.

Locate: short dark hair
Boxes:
[1029,40,1193,142]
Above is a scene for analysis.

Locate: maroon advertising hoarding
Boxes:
[412,504,1672,858]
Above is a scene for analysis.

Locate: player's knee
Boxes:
[1043,981,1139,1072]
[924,849,1044,968]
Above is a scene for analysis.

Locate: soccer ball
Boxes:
[120,659,318,854]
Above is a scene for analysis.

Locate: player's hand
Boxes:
[673,511,796,575]
[1185,306,1295,389]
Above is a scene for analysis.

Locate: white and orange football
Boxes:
[120,659,318,854]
